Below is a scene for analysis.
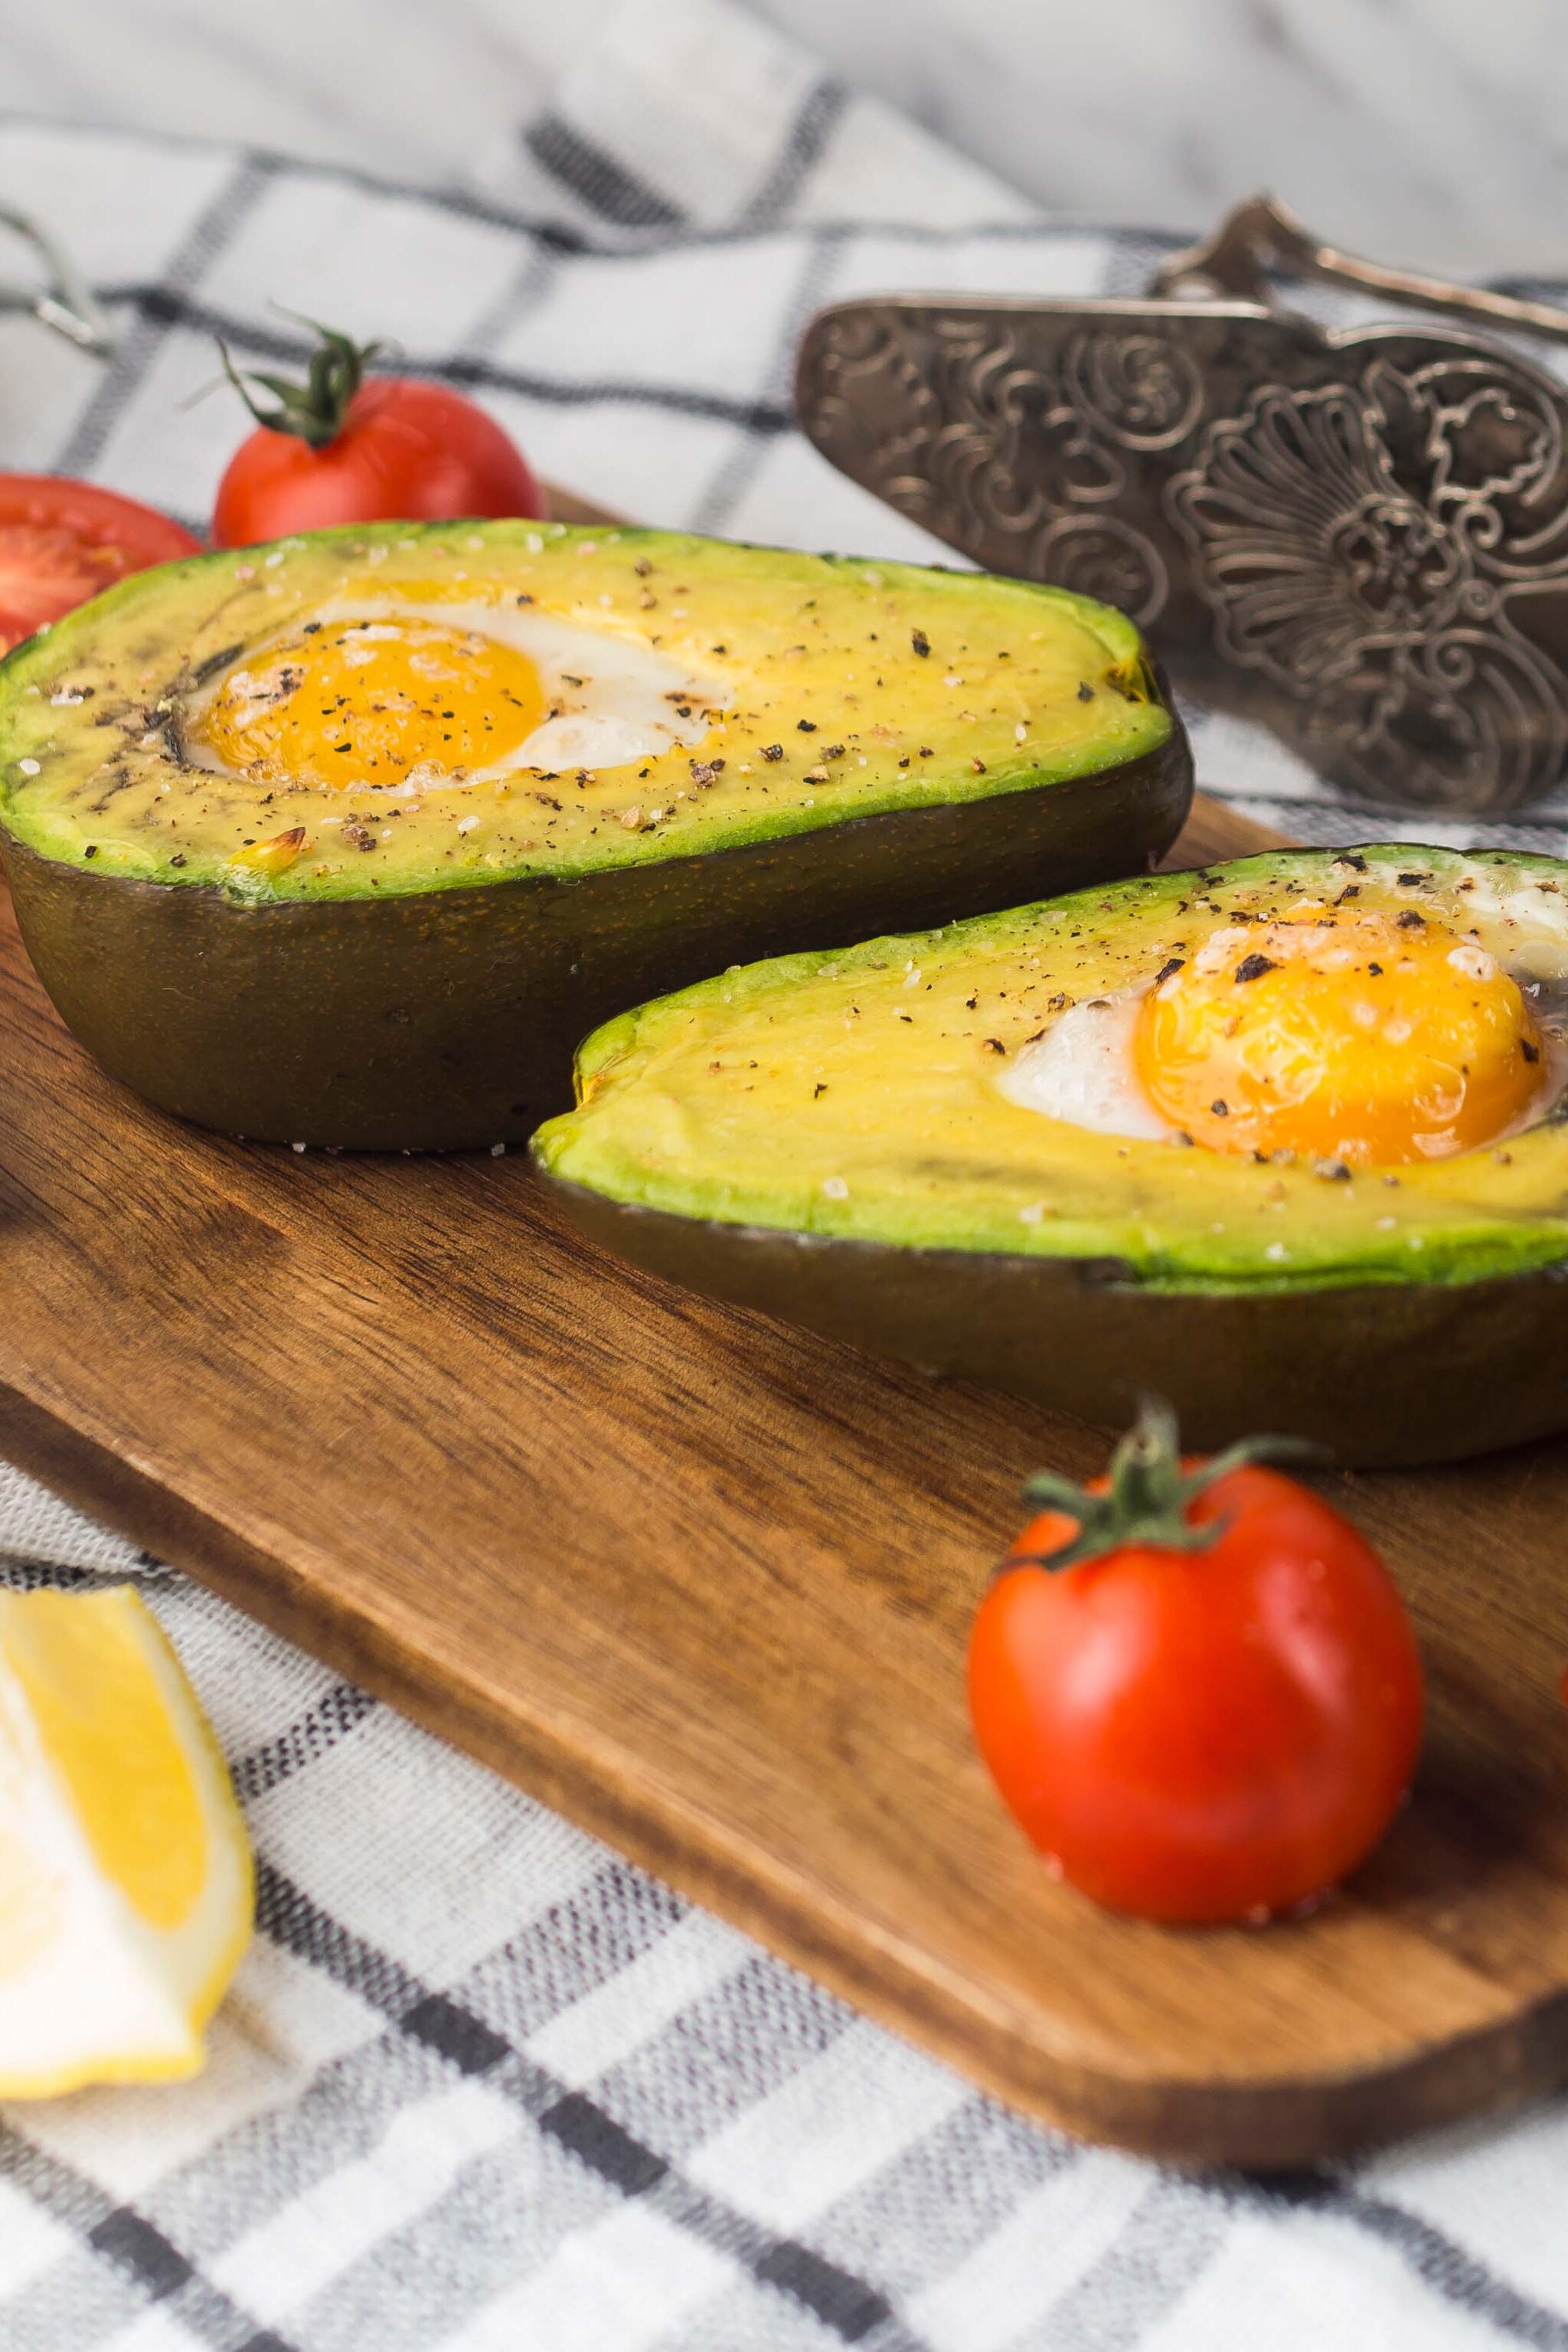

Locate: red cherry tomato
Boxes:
[211,322,544,547]
[967,1403,1423,1925]
[0,475,201,653]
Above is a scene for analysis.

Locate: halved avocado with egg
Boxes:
[534,845,1568,1465]
[0,519,1188,1148]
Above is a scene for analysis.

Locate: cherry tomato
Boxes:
[0,475,201,654]
[211,320,544,547]
[967,1402,1423,1925]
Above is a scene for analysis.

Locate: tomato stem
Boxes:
[216,313,384,450]
[1012,1396,1322,1573]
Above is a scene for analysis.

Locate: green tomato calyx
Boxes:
[1013,1396,1322,1573]
[217,313,385,451]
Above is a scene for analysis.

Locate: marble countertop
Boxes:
[5,0,1567,279]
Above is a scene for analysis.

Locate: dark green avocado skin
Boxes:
[1,727,1191,1149]
[537,1175,1568,1468]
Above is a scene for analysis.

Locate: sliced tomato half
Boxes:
[0,476,201,654]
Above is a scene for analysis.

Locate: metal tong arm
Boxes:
[0,206,116,357]
[1151,191,1568,349]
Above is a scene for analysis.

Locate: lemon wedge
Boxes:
[0,1586,253,2096]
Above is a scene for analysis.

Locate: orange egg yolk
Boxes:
[1132,906,1545,1166]
[198,619,547,789]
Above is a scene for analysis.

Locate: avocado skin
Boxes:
[538,1178,1568,1467]
[2,724,1191,1148]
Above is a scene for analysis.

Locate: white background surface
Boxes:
[6,0,1568,276]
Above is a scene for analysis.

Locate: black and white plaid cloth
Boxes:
[4,2,1568,2344]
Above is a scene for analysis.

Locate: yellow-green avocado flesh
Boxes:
[536,845,1568,1295]
[0,519,1172,900]
[536,844,1568,1460]
[0,520,1191,1149]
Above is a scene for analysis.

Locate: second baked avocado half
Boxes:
[535,844,1568,1465]
[0,520,1188,1148]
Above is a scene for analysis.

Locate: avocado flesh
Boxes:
[534,847,1568,1463]
[0,521,1189,1148]
[0,521,1171,897]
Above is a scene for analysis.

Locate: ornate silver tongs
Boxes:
[0,206,116,356]
[796,195,1568,815]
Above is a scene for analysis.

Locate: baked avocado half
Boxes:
[0,520,1189,1148]
[535,844,1568,1466]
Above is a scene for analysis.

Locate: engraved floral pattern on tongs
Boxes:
[1168,358,1568,810]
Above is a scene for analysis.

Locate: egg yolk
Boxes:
[197,619,547,789]
[1133,906,1545,1165]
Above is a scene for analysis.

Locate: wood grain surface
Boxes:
[4,501,1568,2164]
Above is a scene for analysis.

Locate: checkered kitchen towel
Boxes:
[5,3,1568,2345]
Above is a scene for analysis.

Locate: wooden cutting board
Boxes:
[4,496,1568,2168]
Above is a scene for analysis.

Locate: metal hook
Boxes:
[0,205,116,358]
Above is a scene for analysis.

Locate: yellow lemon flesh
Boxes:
[0,1586,253,2096]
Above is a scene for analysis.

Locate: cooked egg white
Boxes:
[186,599,730,793]
[998,988,1174,1142]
